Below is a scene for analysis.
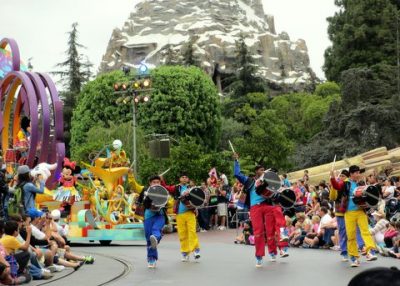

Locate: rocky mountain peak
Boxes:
[100,0,314,89]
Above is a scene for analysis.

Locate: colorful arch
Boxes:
[0,37,64,186]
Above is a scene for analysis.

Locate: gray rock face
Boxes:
[99,0,314,88]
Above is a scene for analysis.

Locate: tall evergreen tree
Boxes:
[324,0,398,82]
[53,22,92,155]
[222,34,266,118]
[181,36,199,66]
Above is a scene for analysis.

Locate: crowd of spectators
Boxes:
[0,165,94,284]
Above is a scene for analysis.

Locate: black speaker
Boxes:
[149,140,160,158]
[159,139,170,158]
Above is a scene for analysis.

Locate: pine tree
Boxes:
[324,0,398,82]
[182,36,199,66]
[53,22,92,155]
[164,44,179,65]
[226,34,265,99]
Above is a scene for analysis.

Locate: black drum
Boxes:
[256,170,281,199]
[145,185,169,210]
[182,187,206,209]
[353,185,380,209]
[277,189,296,209]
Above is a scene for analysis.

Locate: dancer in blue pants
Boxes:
[137,175,168,268]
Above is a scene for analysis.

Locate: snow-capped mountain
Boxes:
[100,0,314,88]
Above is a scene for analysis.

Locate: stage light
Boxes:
[143,96,149,102]
[133,81,140,89]
[122,83,127,90]
[134,96,140,103]
[114,83,119,91]
[143,79,150,88]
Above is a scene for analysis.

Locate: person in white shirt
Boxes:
[382,179,396,202]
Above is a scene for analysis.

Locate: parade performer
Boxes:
[343,165,378,267]
[14,116,31,163]
[162,173,201,262]
[104,140,130,168]
[137,175,169,268]
[233,153,288,267]
[53,158,81,204]
[329,169,365,262]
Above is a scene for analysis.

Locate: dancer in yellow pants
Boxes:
[344,165,377,267]
[176,211,200,255]
[162,173,201,261]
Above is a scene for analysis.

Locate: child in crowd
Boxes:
[234,220,254,245]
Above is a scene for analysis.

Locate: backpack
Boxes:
[7,183,25,216]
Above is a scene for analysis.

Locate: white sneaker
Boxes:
[200,228,207,232]
[366,252,378,261]
[181,253,189,262]
[218,226,226,230]
[270,254,277,262]
[54,265,65,272]
[150,235,158,250]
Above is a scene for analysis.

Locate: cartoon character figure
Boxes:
[53,158,81,204]
[104,139,130,168]
[30,163,57,181]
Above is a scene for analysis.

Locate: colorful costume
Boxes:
[162,178,201,261]
[53,158,81,203]
[104,140,130,168]
[342,165,377,267]
[234,159,288,267]
[330,171,365,261]
[137,178,168,268]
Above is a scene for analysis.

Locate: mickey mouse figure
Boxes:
[53,158,81,205]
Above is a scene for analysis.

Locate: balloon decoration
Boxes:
[0,38,65,186]
[0,47,27,79]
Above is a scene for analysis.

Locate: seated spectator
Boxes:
[234,220,254,245]
[0,220,32,283]
[306,196,321,217]
[9,215,54,279]
[370,210,389,247]
[0,220,28,285]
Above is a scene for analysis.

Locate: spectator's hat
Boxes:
[17,165,30,175]
[51,209,61,220]
[27,208,44,219]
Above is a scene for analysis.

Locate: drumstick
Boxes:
[331,155,337,172]
[159,168,171,177]
[228,140,236,153]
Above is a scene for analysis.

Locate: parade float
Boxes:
[0,37,145,245]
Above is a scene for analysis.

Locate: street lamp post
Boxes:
[114,63,152,175]
[132,97,137,175]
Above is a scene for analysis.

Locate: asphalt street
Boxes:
[38,229,399,286]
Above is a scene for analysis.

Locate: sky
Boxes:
[0,0,337,83]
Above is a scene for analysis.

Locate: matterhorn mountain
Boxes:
[100,0,315,90]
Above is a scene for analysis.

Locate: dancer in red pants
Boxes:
[233,153,289,267]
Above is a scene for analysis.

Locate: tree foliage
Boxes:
[270,92,341,143]
[138,66,221,150]
[70,71,131,157]
[53,22,93,155]
[324,0,397,82]
[234,109,294,170]
[296,65,400,168]
[181,36,199,67]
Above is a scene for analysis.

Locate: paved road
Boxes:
[41,229,398,286]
